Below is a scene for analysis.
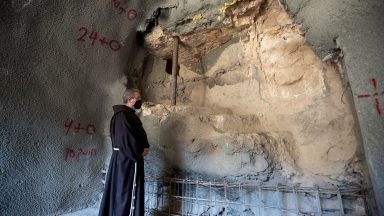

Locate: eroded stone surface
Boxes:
[144,0,266,63]
[141,104,297,182]
[142,0,364,186]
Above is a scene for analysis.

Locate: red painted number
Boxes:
[76,148,83,161]
[108,0,141,21]
[127,9,137,20]
[77,27,88,42]
[77,27,121,52]
[64,118,73,135]
[86,124,96,135]
[89,31,98,46]
[109,40,122,51]
[64,117,97,135]
[65,148,75,160]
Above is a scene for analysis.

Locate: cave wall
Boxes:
[1,0,383,215]
[141,0,364,187]
[282,0,384,213]
[141,0,384,213]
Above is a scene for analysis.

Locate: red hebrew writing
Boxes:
[356,78,384,115]
[64,117,96,135]
[76,27,123,51]
[109,0,144,20]
[65,147,97,161]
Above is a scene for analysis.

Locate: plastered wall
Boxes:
[0,0,174,215]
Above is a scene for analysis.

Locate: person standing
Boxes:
[99,88,150,216]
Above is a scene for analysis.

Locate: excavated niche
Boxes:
[139,0,364,188]
[143,0,267,72]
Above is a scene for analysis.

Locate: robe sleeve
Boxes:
[114,113,141,161]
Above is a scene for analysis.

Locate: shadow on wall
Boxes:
[142,112,185,215]
[122,31,147,89]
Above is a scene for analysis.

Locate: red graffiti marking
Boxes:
[77,27,87,42]
[64,118,74,135]
[64,118,96,135]
[99,37,109,45]
[65,147,97,161]
[127,9,138,20]
[357,94,371,98]
[89,31,98,46]
[109,0,144,21]
[109,40,122,51]
[372,78,377,89]
[356,78,384,115]
[86,124,96,135]
[209,144,218,154]
[118,5,126,14]
[74,123,84,133]
[76,27,123,51]
[375,98,382,115]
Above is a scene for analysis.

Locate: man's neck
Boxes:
[125,104,135,110]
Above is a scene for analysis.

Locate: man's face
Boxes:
[130,92,142,103]
[129,92,143,109]
[128,92,143,110]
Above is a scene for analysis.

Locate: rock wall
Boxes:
[1,0,382,214]
[141,0,365,187]
[282,0,384,213]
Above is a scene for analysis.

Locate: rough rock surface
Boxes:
[2,0,380,214]
[142,0,364,186]
[142,105,297,182]
[143,0,266,68]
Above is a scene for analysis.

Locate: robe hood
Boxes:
[113,105,135,114]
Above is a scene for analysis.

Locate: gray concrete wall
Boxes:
[0,0,173,215]
[283,0,384,213]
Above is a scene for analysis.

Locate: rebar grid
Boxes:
[144,177,367,216]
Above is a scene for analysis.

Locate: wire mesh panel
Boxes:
[144,177,367,216]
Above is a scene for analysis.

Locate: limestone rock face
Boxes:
[141,105,297,182]
[141,0,364,186]
[144,0,267,64]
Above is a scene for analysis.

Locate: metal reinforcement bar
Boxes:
[171,36,179,106]
[144,176,367,216]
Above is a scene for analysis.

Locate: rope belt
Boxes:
[129,162,138,216]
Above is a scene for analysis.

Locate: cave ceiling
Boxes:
[143,0,267,71]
